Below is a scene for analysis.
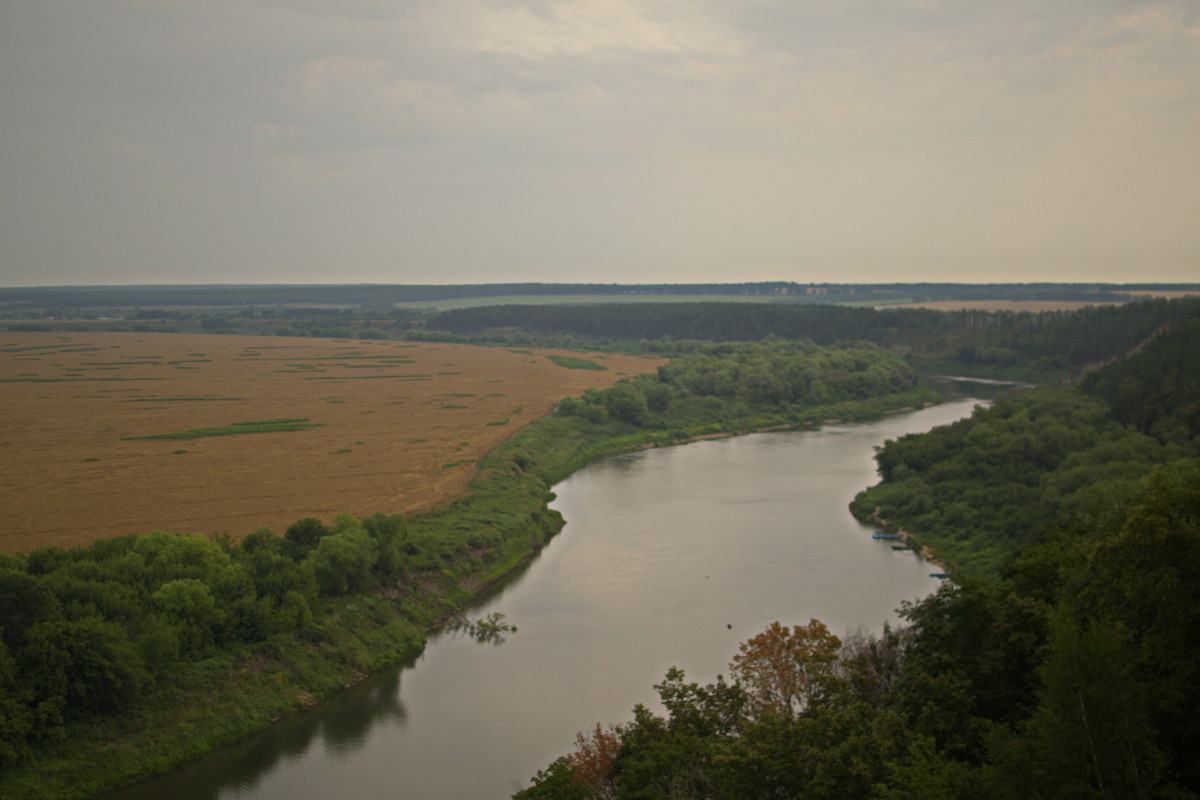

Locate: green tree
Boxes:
[0,639,34,769]
[151,578,221,655]
[19,618,147,723]
[308,531,378,596]
[0,570,60,650]
[284,517,331,560]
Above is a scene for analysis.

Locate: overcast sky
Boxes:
[1,1,1197,287]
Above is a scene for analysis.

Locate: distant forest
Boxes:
[0,281,1188,310]
[428,298,1200,378]
[6,283,1199,383]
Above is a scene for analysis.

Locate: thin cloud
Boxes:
[1,0,1197,285]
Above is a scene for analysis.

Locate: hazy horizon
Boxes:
[3,1,1198,287]
[2,279,1198,291]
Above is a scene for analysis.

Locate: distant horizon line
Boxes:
[4,280,1199,291]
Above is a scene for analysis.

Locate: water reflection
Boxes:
[101,665,411,800]
[444,611,517,646]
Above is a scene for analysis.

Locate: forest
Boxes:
[426,297,1200,380]
[0,282,1164,312]
[514,301,1200,798]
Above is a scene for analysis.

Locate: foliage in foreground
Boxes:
[516,465,1200,799]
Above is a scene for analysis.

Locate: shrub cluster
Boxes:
[0,512,409,769]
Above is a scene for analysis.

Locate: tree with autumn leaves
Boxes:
[516,619,910,800]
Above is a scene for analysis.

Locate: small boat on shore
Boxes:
[872,533,900,539]
[929,572,950,578]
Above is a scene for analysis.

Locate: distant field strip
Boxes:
[123,418,322,440]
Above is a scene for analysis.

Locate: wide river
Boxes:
[105,387,991,800]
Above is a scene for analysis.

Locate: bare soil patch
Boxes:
[0,332,664,552]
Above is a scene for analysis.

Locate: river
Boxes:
[103,386,991,800]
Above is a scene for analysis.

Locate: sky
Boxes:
[1,1,1198,288]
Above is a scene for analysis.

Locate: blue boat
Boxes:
[872,533,900,539]
[929,572,950,579]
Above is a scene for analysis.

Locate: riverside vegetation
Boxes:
[514,305,1200,798]
[0,341,931,800]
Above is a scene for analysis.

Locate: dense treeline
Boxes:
[2,282,1166,311]
[851,310,1200,575]
[0,513,413,769]
[429,298,1200,375]
[515,303,1200,799]
[1080,314,1200,445]
[849,387,1189,574]
[0,283,821,312]
[555,342,925,430]
[515,465,1200,798]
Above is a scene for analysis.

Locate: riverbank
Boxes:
[1,387,941,800]
[856,506,950,572]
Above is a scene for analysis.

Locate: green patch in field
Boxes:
[121,396,242,402]
[508,349,535,355]
[488,419,510,426]
[302,374,431,380]
[1,344,76,353]
[547,355,606,370]
[0,376,164,383]
[256,355,415,362]
[123,418,322,441]
[440,404,469,409]
[441,459,477,469]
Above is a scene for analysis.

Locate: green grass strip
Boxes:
[122,419,321,440]
[547,355,607,370]
[121,397,242,402]
[0,377,164,383]
[301,375,431,380]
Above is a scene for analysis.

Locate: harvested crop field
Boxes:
[0,332,665,552]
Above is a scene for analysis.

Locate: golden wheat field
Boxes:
[0,332,664,553]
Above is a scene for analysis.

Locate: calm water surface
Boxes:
[105,393,988,800]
